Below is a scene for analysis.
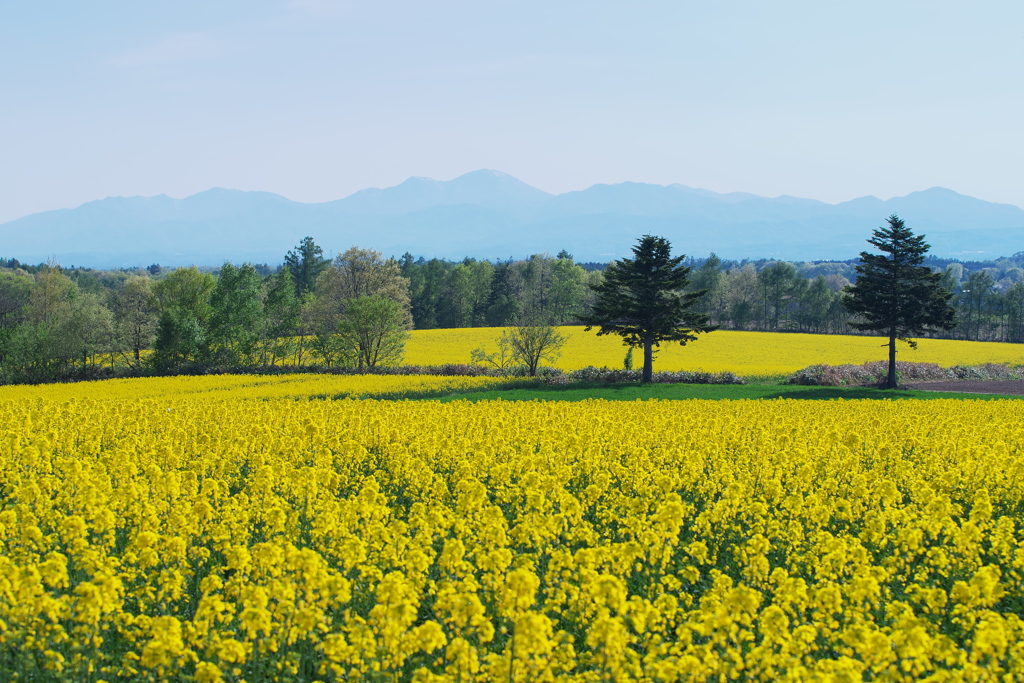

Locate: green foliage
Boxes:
[307,329,356,368]
[956,269,998,341]
[471,319,568,377]
[53,292,113,369]
[547,254,587,322]
[207,262,264,366]
[0,271,32,329]
[151,310,206,371]
[405,253,589,330]
[1005,281,1024,343]
[579,235,715,382]
[308,248,412,368]
[335,295,410,369]
[0,322,56,383]
[150,266,215,370]
[843,215,956,388]
[688,252,724,322]
[501,321,568,377]
[260,266,301,365]
[0,268,114,381]
[284,236,329,298]
[757,261,798,330]
[151,266,215,324]
[25,267,77,326]
[108,275,157,367]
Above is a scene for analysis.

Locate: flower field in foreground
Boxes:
[404,328,1024,376]
[1,384,1023,681]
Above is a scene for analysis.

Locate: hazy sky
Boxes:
[2,0,1022,223]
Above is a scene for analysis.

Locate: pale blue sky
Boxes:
[1,0,1021,223]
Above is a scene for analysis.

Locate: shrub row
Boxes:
[556,365,746,385]
[787,361,1024,386]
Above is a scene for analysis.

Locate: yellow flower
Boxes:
[194,661,224,683]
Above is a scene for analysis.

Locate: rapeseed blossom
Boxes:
[403,327,1024,375]
[0,376,1022,680]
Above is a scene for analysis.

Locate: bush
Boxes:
[565,366,745,385]
[949,363,1024,381]
[787,361,1024,386]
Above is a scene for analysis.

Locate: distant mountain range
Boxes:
[3,170,1023,268]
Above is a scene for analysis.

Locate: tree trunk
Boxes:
[642,339,653,383]
[886,333,898,389]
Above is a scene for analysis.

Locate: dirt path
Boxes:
[904,380,1024,396]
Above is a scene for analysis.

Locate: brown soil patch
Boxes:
[903,380,1024,396]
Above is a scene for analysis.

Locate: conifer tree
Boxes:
[284,236,329,298]
[579,235,715,382]
[843,214,956,388]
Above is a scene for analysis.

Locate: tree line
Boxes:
[1,231,1022,383]
[0,243,415,383]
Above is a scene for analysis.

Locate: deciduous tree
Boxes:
[310,247,412,364]
[260,266,300,365]
[151,266,215,369]
[207,262,264,365]
[499,319,567,377]
[472,315,568,377]
[336,295,409,369]
[109,276,157,367]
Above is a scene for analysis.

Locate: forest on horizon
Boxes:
[2,235,1024,384]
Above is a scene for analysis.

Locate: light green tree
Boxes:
[0,271,32,330]
[53,293,114,371]
[688,254,724,324]
[151,266,215,369]
[310,247,412,366]
[725,264,759,330]
[336,295,410,369]
[207,262,264,366]
[109,275,157,367]
[260,266,301,365]
[548,252,587,324]
[472,315,567,377]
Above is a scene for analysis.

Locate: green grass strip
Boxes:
[417,381,1024,403]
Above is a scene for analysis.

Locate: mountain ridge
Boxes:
[2,171,1022,267]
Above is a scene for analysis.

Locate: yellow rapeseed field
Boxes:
[0,373,507,402]
[1,375,1022,681]
[404,327,1024,376]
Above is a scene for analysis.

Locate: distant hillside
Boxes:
[2,169,1022,267]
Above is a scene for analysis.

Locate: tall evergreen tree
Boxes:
[843,214,956,388]
[579,235,715,382]
[283,236,329,298]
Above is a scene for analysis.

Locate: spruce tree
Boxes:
[579,235,715,382]
[843,214,956,388]
[283,236,329,298]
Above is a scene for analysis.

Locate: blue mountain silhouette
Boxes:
[2,171,1021,267]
